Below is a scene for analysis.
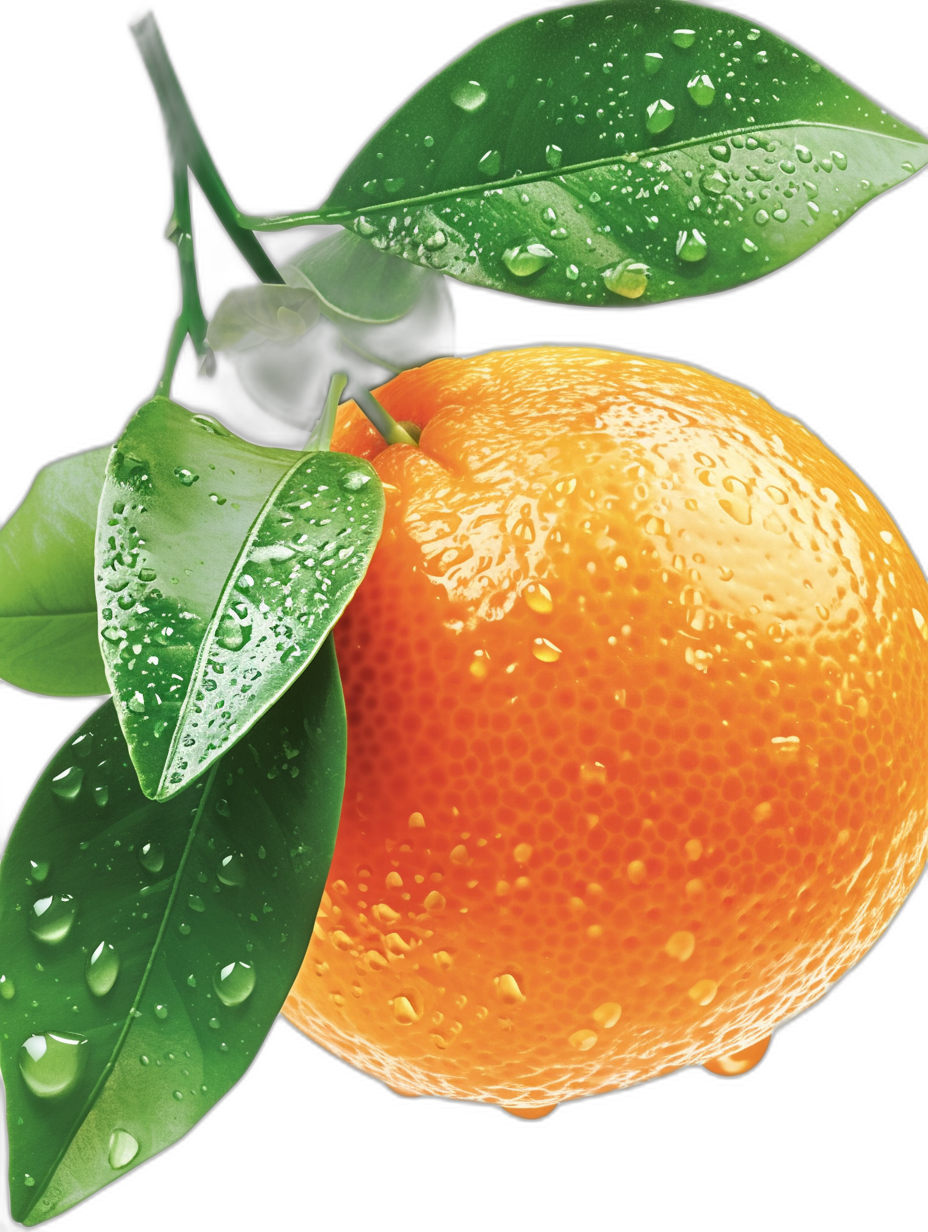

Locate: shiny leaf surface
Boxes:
[95,398,383,800]
[0,638,345,1224]
[0,448,109,697]
[322,0,927,304]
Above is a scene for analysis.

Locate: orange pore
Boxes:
[283,347,928,1108]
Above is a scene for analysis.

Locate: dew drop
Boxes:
[355,215,376,236]
[532,637,562,663]
[603,261,650,299]
[213,961,256,1007]
[742,238,759,253]
[139,842,165,874]
[494,973,526,1005]
[128,692,145,715]
[676,229,708,262]
[29,895,77,944]
[796,144,813,163]
[591,1002,622,1029]
[478,149,501,176]
[645,99,675,135]
[215,614,247,652]
[665,930,696,961]
[29,859,50,883]
[719,496,752,526]
[710,143,731,162]
[85,942,120,997]
[671,28,696,47]
[392,995,420,1025]
[154,1004,169,1020]
[341,470,372,492]
[568,1028,598,1051]
[187,894,206,913]
[0,975,15,1000]
[173,468,199,487]
[502,242,554,277]
[94,784,110,808]
[754,208,770,226]
[50,766,84,801]
[687,73,715,106]
[688,979,718,1006]
[108,1128,140,1170]
[451,81,487,112]
[19,1032,88,1098]
[644,52,663,74]
[524,583,554,614]
[700,168,728,195]
[217,852,246,887]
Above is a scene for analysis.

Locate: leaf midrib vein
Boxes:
[319,120,921,221]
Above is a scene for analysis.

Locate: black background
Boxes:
[3,4,921,1227]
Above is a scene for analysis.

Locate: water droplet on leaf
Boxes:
[502,243,554,277]
[19,1032,89,1098]
[451,81,487,112]
[50,767,84,801]
[108,1129,139,1169]
[645,99,675,135]
[85,942,120,997]
[213,961,256,1007]
[30,895,77,944]
[676,229,709,262]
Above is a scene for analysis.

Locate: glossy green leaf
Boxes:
[206,284,320,351]
[321,0,928,305]
[0,448,109,697]
[95,397,383,801]
[0,637,344,1225]
[227,231,453,433]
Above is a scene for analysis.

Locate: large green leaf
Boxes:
[95,397,383,801]
[226,232,453,431]
[0,448,109,697]
[320,0,928,304]
[0,637,344,1225]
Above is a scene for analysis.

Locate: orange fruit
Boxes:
[283,347,928,1113]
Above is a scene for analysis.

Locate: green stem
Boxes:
[306,372,348,452]
[131,13,282,286]
[132,13,414,448]
[154,157,212,397]
[238,209,334,233]
[308,320,416,450]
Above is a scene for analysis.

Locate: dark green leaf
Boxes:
[95,397,383,801]
[206,285,321,351]
[0,448,109,697]
[0,637,344,1225]
[321,0,928,304]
